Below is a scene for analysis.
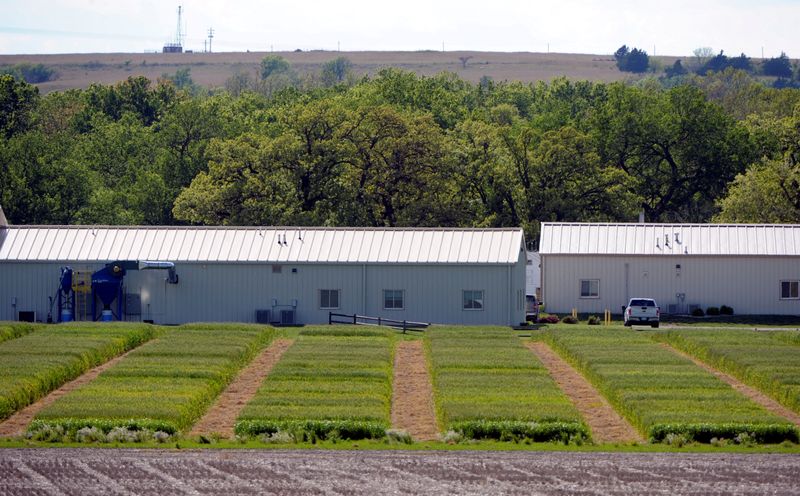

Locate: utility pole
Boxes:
[207,27,214,53]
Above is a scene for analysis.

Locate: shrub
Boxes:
[720,305,734,315]
[538,314,560,324]
[561,316,578,324]
[385,429,413,444]
[706,307,721,316]
[450,420,589,443]
[691,308,705,317]
[587,315,601,325]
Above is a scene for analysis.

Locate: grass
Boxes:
[0,323,155,421]
[0,322,38,345]
[30,323,274,437]
[544,326,799,444]
[426,326,587,442]
[235,326,394,441]
[653,329,800,414]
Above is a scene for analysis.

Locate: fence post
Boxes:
[329,312,332,325]
[378,317,381,326]
[353,314,357,325]
[403,320,407,334]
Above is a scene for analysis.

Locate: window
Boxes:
[383,290,404,310]
[580,279,600,298]
[463,290,484,310]
[320,289,340,309]
[271,264,282,274]
[781,281,799,299]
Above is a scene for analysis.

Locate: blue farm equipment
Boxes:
[54,266,76,322]
[91,260,179,322]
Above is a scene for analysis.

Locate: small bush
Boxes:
[538,314,559,324]
[76,427,106,443]
[561,316,578,324]
[385,429,413,444]
[720,305,734,315]
[706,306,720,316]
[442,430,463,444]
[587,315,601,325]
[691,308,705,317]
[258,431,295,444]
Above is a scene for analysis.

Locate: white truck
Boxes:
[623,298,660,328]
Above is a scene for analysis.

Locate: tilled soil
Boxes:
[525,341,643,444]
[190,339,295,439]
[660,343,800,427]
[1,448,798,495]
[0,346,142,438]
[391,340,439,441]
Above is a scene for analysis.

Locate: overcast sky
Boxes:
[1,0,797,57]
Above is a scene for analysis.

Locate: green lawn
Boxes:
[427,326,587,442]
[544,326,799,443]
[235,326,394,441]
[0,322,38,345]
[0,323,154,420]
[653,329,800,414]
[31,324,274,436]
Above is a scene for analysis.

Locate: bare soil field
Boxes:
[0,50,662,93]
[1,448,798,495]
[391,340,439,441]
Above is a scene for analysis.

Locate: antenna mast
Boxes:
[176,6,184,46]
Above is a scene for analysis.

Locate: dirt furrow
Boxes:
[189,338,294,439]
[0,346,141,437]
[660,342,800,427]
[391,340,439,441]
[525,341,643,444]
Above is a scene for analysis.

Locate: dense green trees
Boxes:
[2,67,799,242]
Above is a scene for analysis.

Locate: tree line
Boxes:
[1,59,799,243]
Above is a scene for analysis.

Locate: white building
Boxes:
[0,224,527,326]
[539,222,800,316]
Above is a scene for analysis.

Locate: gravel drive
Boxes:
[1,449,799,495]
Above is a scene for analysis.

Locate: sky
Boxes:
[0,0,798,57]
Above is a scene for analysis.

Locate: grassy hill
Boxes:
[0,50,679,93]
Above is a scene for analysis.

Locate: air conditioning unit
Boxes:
[280,309,295,325]
[255,310,271,324]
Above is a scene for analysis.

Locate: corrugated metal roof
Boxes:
[539,223,800,256]
[0,226,524,264]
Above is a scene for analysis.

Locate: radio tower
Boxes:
[163,5,185,53]
[176,6,184,46]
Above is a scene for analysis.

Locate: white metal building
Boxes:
[0,225,527,326]
[539,222,800,316]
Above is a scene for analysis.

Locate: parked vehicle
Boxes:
[525,294,541,322]
[623,298,660,328]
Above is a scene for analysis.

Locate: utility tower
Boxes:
[163,5,185,53]
[208,27,214,53]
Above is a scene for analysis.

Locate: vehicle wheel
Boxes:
[651,322,659,328]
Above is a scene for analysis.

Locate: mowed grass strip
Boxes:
[0,323,154,421]
[0,322,38,345]
[426,327,587,441]
[546,327,799,443]
[654,329,800,414]
[235,326,394,440]
[31,323,274,435]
